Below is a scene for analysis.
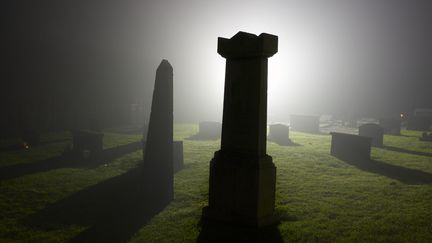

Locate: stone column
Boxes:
[203,32,278,227]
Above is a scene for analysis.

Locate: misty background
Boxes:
[1,0,432,137]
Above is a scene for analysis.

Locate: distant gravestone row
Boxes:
[290,115,320,133]
[379,118,401,135]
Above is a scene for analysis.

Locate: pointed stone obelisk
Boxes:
[203,32,278,227]
[143,59,173,204]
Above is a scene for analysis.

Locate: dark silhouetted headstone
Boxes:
[71,129,104,159]
[330,132,371,162]
[203,32,278,227]
[268,124,292,146]
[358,123,384,147]
[143,59,174,204]
[379,118,401,135]
[187,121,221,140]
[290,114,320,133]
[407,116,431,131]
[173,141,184,172]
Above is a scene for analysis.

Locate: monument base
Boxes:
[202,150,278,227]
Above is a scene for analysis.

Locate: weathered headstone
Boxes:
[407,116,431,131]
[143,59,174,204]
[187,121,221,140]
[203,32,278,227]
[379,118,401,135]
[330,132,372,162]
[267,123,292,146]
[71,129,104,158]
[290,114,320,133]
[358,123,384,147]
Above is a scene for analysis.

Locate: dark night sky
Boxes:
[1,0,432,135]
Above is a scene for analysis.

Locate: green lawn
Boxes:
[0,124,431,242]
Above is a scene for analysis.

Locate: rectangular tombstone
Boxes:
[203,31,278,227]
[379,118,401,135]
[330,132,372,162]
[358,123,384,147]
[143,60,174,204]
[267,123,291,145]
[290,114,320,133]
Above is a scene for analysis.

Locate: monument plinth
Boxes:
[203,32,278,227]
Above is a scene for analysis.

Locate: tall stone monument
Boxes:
[203,32,278,227]
[143,60,173,204]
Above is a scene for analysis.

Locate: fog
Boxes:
[2,0,432,135]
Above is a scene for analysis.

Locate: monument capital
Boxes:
[218,31,278,59]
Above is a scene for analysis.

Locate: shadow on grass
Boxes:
[196,220,283,243]
[381,145,432,157]
[24,164,169,243]
[0,141,142,181]
[341,157,432,184]
[268,139,301,147]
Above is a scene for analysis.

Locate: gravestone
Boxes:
[203,31,278,227]
[187,121,221,140]
[407,116,431,131]
[330,132,372,162]
[358,123,384,147]
[290,114,320,133]
[143,59,174,204]
[71,129,104,158]
[379,118,401,135]
[268,124,292,146]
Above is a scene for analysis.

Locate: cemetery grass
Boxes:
[0,125,430,242]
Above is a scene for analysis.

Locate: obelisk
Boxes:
[203,32,278,227]
[143,59,174,204]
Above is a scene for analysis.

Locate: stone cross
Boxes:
[203,31,278,227]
